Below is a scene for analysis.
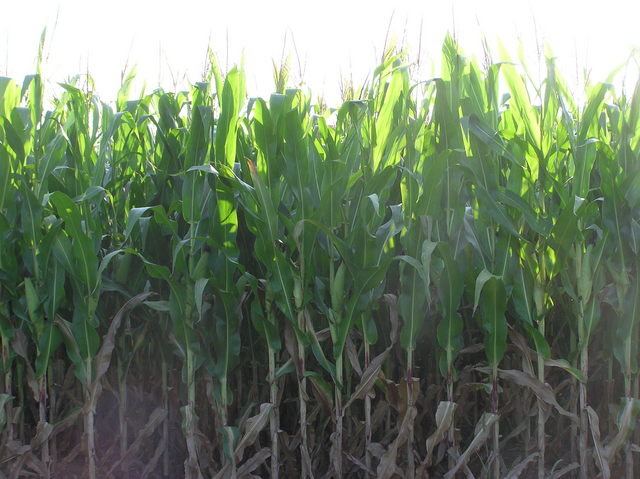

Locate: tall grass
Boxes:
[0,35,638,478]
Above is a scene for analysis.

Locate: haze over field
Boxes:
[2,0,640,104]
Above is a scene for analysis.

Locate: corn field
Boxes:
[0,36,639,478]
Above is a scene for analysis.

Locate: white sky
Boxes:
[2,0,640,106]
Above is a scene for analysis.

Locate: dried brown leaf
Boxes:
[211,431,236,479]
[235,403,273,462]
[398,376,420,419]
[585,405,610,479]
[284,322,298,371]
[11,330,38,400]
[444,413,499,479]
[547,462,580,479]
[368,442,386,459]
[346,335,363,377]
[106,407,167,477]
[237,448,270,478]
[141,436,167,479]
[308,375,333,413]
[315,327,331,342]
[478,367,578,423]
[503,452,539,478]
[345,347,389,410]
[29,421,52,450]
[383,294,399,345]
[500,420,529,450]
[603,396,635,462]
[383,379,401,412]
[544,358,585,382]
[346,452,375,476]
[88,292,156,411]
[508,329,535,376]
[423,401,457,468]
[51,407,81,438]
[376,406,417,479]
[212,404,273,479]
[459,343,484,355]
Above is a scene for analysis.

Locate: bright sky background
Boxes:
[2,0,639,106]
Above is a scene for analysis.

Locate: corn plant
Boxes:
[0,34,638,479]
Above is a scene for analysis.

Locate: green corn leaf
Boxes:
[186,164,219,175]
[474,269,498,313]
[45,256,65,321]
[475,272,508,366]
[55,317,88,385]
[182,170,207,225]
[522,321,551,360]
[613,258,640,375]
[578,82,611,143]
[52,231,75,277]
[498,189,551,237]
[24,277,42,328]
[249,300,281,351]
[73,186,106,203]
[138,254,171,281]
[333,257,393,361]
[211,304,241,383]
[168,281,197,362]
[71,301,100,368]
[475,186,520,239]
[0,77,20,118]
[630,219,640,255]
[0,143,14,213]
[216,67,246,168]
[398,260,427,352]
[464,114,522,168]
[73,234,99,295]
[35,322,62,378]
[573,140,597,200]
[20,183,42,251]
[213,182,239,278]
[499,62,541,150]
[194,278,208,320]
[124,207,154,241]
[581,295,602,351]
[372,66,407,171]
[49,192,98,293]
[436,242,465,378]
[511,260,535,326]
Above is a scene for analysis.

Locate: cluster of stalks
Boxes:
[0,36,638,478]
